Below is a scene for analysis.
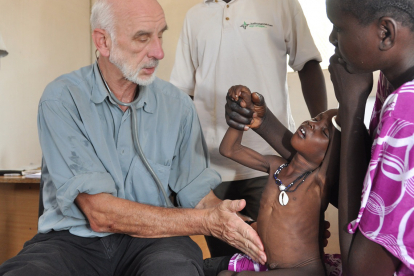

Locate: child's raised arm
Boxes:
[219,127,276,173]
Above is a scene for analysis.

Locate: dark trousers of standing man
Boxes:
[205,176,267,257]
[0,230,203,276]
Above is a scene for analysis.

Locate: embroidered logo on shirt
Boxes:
[240,21,273,29]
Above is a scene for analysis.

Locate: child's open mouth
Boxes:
[299,127,306,138]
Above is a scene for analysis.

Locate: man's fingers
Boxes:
[222,200,266,263]
[212,200,266,264]
[224,220,266,264]
[235,224,266,264]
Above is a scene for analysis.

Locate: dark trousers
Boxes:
[205,175,267,257]
[0,231,203,276]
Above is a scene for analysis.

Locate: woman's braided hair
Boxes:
[340,0,414,30]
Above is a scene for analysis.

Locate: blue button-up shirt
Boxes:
[37,63,221,237]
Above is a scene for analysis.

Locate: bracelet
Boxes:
[245,220,256,225]
[332,115,341,132]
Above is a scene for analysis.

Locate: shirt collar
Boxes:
[90,62,155,114]
[204,0,234,3]
[90,62,109,104]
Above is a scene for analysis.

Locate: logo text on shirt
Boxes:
[240,21,273,30]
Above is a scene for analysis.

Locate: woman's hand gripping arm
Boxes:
[225,85,296,161]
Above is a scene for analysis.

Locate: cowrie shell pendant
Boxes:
[279,191,289,206]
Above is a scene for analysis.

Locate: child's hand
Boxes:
[227,85,253,108]
[226,85,267,130]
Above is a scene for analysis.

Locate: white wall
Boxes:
[0,0,92,170]
[156,0,201,81]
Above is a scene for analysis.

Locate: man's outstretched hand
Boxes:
[225,85,267,131]
[204,199,267,265]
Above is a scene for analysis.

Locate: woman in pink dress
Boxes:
[224,0,414,275]
[327,0,414,274]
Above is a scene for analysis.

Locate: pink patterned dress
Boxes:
[348,73,414,275]
[228,253,342,275]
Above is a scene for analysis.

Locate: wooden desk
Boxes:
[0,176,40,264]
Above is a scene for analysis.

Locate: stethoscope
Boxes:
[96,61,174,208]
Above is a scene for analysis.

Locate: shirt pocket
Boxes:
[124,155,172,207]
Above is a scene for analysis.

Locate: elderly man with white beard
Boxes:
[0,0,266,275]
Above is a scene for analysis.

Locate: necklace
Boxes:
[273,163,312,206]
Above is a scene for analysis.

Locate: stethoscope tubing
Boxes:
[96,62,174,208]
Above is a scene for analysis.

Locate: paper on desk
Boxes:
[22,170,41,179]
[24,172,41,178]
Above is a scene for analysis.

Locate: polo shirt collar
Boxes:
[90,62,155,114]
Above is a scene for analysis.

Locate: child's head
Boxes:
[290,109,338,167]
[327,0,414,74]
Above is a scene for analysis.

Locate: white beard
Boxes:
[109,43,159,86]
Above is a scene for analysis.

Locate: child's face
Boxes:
[326,0,379,73]
[291,109,337,165]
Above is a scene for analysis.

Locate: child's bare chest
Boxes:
[256,173,323,269]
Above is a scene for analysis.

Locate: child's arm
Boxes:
[219,127,279,173]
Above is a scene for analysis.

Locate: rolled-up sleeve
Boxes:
[169,103,221,208]
[38,90,117,219]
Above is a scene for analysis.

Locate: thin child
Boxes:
[206,85,340,276]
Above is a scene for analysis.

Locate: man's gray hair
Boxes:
[90,0,116,39]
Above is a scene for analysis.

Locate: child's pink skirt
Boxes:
[228,253,342,276]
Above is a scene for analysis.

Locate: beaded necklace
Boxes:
[273,163,312,206]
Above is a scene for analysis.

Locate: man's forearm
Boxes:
[298,60,327,117]
[76,191,267,264]
[76,193,209,238]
